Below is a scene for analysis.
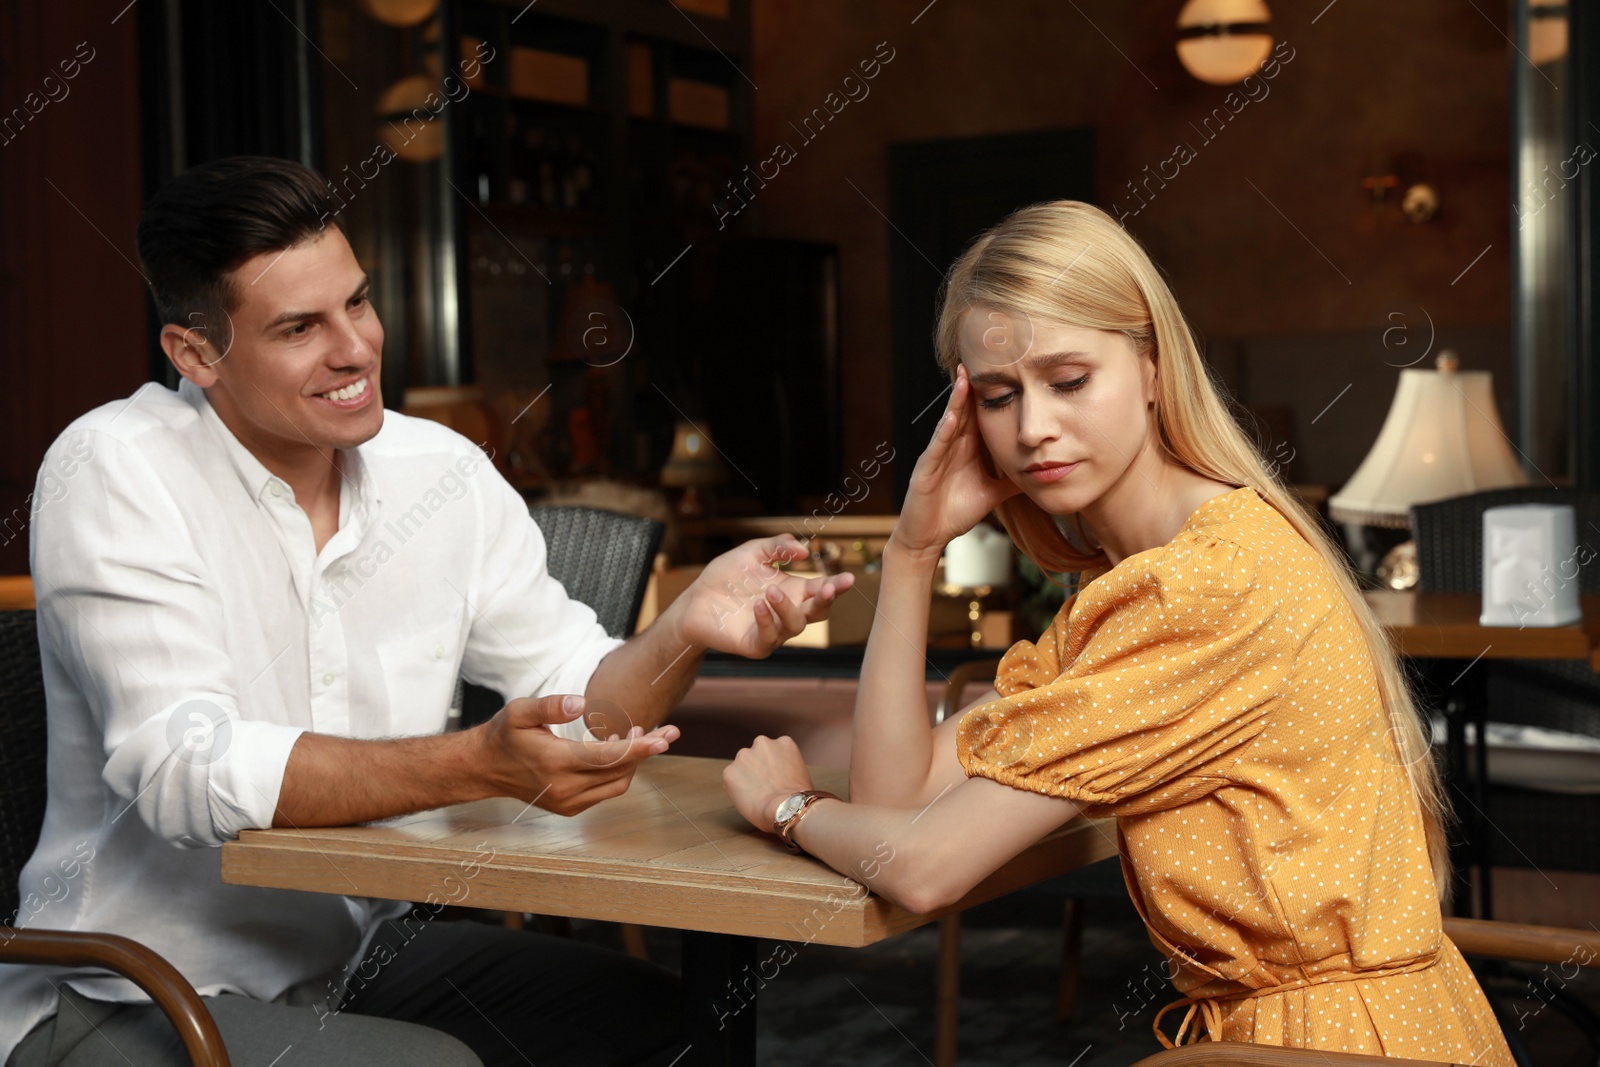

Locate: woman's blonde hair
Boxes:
[933,200,1453,899]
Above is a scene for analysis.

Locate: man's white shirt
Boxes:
[0,378,622,1058]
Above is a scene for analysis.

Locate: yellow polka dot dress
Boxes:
[956,486,1514,1062]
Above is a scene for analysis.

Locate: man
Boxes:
[1,157,852,1067]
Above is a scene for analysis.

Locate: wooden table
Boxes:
[1365,590,1600,665]
[0,576,35,610]
[221,755,1117,1066]
[1365,590,1600,918]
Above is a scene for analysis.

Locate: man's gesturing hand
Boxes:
[476,694,679,816]
[670,535,856,659]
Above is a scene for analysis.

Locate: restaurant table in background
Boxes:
[1365,590,1600,918]
[0,576,34,610]
[221,755,1117,1067]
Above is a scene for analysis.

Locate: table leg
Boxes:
[1438,660,1473,917]
[1464,660,1493,919]
[1439,656,1493,919]
[679,930,759,1067]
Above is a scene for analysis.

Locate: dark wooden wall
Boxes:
[746,0,1513,496]
[0,0,145,575]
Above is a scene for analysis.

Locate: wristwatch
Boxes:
[772,789,838,854]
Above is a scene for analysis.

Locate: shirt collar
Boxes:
[179,377,384,517]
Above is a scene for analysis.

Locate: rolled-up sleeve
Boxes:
[33,431,305,848]
[455,450,624,742]
[956,536,1296,815]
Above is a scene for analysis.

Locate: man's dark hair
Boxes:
[136,156,342,355]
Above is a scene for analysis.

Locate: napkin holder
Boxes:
[1480,504,1582,627]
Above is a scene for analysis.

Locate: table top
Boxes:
[1364,590,1600,666]
[221,755,1117,947]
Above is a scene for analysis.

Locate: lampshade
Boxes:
[1328,351,1528,528]
[1176,0,1273,86]
[659,421,728,488]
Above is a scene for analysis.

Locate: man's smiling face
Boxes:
[174,225,384,463]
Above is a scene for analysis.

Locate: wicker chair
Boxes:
[1410,488,1600,598]
[0,610,230,1066]
[526,505,667,642]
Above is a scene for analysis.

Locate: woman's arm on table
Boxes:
[726,735,1080,914]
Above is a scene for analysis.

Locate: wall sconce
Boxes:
[1362,156,1439,223]
[1401,183,1439,223]
[1176,0,1273,85]
[1361,173,1398,204]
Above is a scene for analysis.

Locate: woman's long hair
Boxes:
[933,200,1452,899]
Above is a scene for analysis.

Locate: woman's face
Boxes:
[957,305,1157,515]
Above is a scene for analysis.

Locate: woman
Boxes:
[723,200,1514,1061]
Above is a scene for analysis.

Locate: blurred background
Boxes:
[3,0,1592,576]
[5,4,1600,1061]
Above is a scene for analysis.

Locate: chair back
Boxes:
[527,505,666,640]
[1410,487,1600,594]
[0,610,47,922]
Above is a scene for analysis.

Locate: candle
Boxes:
[944,525,1013,588]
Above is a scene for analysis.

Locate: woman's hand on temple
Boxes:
[723,735,815,832]
[891,363,1021,563]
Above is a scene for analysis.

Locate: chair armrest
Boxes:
[1444,917,1600,968]
[935,658,1002,724]
[1131,1045,1459,1066]
[1,929,231,1067]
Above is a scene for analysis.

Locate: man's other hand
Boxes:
[477,694,679,816]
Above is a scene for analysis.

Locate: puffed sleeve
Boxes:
[956,534,1295,816]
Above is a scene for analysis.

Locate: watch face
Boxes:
[775,793,806,824]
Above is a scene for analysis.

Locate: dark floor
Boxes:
[566,891,1600,1066]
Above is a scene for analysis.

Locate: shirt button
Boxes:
[269,482,284,498]
[322,672,335,686]
[435,644,446,660]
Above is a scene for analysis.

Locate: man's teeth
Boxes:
[319,378,368,401]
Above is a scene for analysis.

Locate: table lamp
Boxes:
[1328,350,1527,586]
[659,420,727,518]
